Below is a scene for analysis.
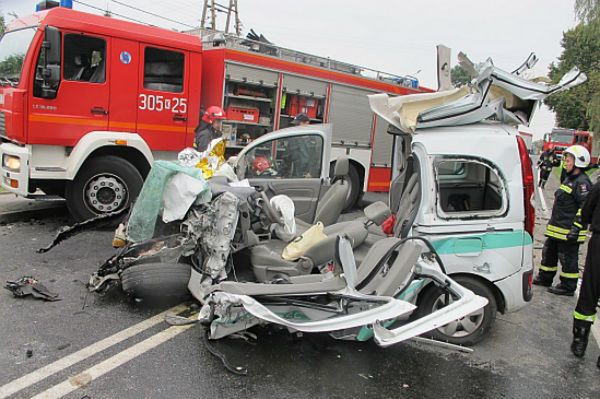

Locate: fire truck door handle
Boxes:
[90,107,108,116]
[173,114,187,122]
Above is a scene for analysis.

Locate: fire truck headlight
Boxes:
[3,155,21,172]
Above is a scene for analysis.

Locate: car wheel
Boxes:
[65,156,143,222]
[121,262,192,300]
[417,275,497,346]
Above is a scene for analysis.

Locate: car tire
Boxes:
[65,156,143,222]
[121,262,192,300]
[416,275,497,346]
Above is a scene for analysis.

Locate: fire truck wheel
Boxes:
[66,156,143,222]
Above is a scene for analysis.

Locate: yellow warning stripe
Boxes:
[560,184,573,194]
[29,114,193,133]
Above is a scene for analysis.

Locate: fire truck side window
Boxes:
[143,47,184,93]
[63,34,106,83]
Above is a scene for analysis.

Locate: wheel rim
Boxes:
[83,173,128,214]
[432,293,485,338]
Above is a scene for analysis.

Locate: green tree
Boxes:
[544,21,600,132]
[451,64,471,87]
[575,0,600,24]
[0,14,5,36]
[0,54,25,78]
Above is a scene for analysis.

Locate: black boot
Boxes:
[532,275,552,287]
[548,284,575,296]
[571,324,591,358]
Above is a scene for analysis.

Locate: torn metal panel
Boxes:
[369,53,587,133]
[372,260,488,347]
[204,291,415,338]
[37,206,129,253]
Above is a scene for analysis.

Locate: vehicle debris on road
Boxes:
[4,276,60,301]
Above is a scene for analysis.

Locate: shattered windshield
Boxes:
[550,131,573,143]
[0,27,36,85]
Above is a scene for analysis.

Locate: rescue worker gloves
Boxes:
[566,226,580,242]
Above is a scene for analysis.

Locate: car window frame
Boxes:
[433,155,509,220]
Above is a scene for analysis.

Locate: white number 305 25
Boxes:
[139,94,187,114]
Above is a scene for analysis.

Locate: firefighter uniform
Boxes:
[571,178,600,360]
[537,150,555,189]
[194,123,220,153]
[536,170,592,292]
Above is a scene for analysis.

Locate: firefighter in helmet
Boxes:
[537,148,556,189]
[570,173,600,365]
[194,106,227,152]
[533,145,592,295]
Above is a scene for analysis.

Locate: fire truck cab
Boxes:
[0,9,203,220]
[0,7,429,221]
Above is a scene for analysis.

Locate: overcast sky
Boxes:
[2,0,581,139]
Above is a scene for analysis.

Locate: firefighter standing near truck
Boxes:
[194,106,227,152]
[570,175,600,366]
[537,148,556,189]
[533,145,592,295]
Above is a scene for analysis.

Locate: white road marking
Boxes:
[0,304,187,399]
[29,319,196,399]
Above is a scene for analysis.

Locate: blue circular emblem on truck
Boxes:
[120,51,131,65]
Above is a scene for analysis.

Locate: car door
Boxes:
[29,31,109,146]
[414,155,524,282]
[237,125,332,223]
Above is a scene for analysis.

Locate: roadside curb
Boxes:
[0,202,68,224]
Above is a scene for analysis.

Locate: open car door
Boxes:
[236,125,332,223]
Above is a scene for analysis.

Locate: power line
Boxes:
[72,0,151,25]
[110,0,196,29]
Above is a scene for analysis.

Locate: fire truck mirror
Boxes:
[41,26,61,99]
[44,26,61,65]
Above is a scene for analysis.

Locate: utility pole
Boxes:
[201,0,241,35]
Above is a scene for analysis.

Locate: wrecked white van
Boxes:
[373,122,536,345]
[363,53,586,344]
[78,52,585,348]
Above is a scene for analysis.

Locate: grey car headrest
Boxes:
[363,201,392,226]
[334,156,350,177]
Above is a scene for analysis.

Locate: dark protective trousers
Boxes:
[574,234,600,327]
[539,237,580,291]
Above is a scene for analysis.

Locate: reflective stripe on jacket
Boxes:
[545,171,592,241]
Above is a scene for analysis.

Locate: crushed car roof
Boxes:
[368,53,587,134]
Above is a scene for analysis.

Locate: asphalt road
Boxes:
[1,181,599,399]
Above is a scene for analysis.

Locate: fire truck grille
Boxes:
[0,111,5,135]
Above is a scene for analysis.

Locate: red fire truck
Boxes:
[542,128,596,162]
[0,6,431,221]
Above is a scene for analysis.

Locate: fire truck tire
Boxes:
[66,156,143,222]
[343,164,361,211]
[121,262,191,301]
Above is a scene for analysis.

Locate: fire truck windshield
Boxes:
[0,27,36,85]
[550,131,573,143]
